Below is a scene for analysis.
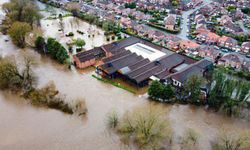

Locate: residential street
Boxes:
[178,0,213,39]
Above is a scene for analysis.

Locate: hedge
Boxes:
[92,75,136,94]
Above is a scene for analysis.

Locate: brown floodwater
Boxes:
[0,1,250,150]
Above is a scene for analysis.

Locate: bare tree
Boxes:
[179,128,200,150]
[114,106,173,149]
[213,129,250,150]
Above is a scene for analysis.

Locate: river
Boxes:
[0,1,250,150]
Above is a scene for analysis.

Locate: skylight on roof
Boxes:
[125,43,166,61]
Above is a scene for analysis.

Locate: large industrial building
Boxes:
[74,37,213,87]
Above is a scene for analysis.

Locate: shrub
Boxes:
[72,98,88,116]
[179,128,199,150]
[0,54,36,92]
[148,80,174,102]
[117,106,173,149]
[27,83,87,115]
[213,130,250,150]
[0,57,23,90]
[35,36,45,51]
[46,38,69,63]
[77,30,84,34]
[66,32,74,37]
[8,22,31,48]
[75,38,85,48]
[106,110,119,129]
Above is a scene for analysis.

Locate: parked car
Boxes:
[221,49,229,53]
[214,46,220,50]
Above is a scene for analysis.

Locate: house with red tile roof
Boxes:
[195,14,205,24]
[219,15,233,26]
[166,40,180,51]
[179,40,200,51]
[120,17,132,29]
[218,36,238,50]
[241,42,250,53]
[218,53,243,69]
[147,30,165,42]
[164,14,177,31]
[196,30,220,44]
[121,8,135,17]
[198,45,221,62]
[134,24,148,36]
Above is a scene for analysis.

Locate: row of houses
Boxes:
[93,0,202,12]
[223,0,250,9]
[194,45,250,72]
[190,2,250,51]
[196,29,250,53]
[218,53,250,71]
[128,24,204,52]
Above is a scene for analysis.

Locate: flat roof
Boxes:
[173,63,189,72]
[125,43,166,61]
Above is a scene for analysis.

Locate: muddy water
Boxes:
[37,1,114,52]
[1,1,250,150]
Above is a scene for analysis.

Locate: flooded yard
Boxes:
[0,1,250,150]
[37,1,113,52]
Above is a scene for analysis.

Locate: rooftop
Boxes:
[125,43,166,61]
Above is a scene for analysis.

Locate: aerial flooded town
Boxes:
[0,0,250,150]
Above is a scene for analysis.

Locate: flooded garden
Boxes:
[0,1,250,150]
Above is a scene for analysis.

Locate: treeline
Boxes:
[124,2,136,9]
[39,0,61,8]
[217,66,250,81]
[35,36,69,64]
[0,55,87,115]
[148,70,250,119]
[148,75,205,104]
[241,7,250,14]
[2,0,41,48]
[76,12,121,35]
[39,0,121,36]
[208,70,250,116]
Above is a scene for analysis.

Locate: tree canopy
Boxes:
[75,38,86,48]
[3,0,41,27]
[8,21,31,48]
[183,75,205,104]
[148,80,174,102]
[46,38,69,64]
[0,54,36,91]
[124,2,136,9]
[35,36,45,52]
[208,70,250,116]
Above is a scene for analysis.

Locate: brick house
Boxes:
[218,53,243,69]
[218,36,238,50]
[198,45,221,62]
[241,42,250,53]
[164,14,176,31]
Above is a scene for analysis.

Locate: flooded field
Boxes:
[0,1,250,150]
[37,1,113,52]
